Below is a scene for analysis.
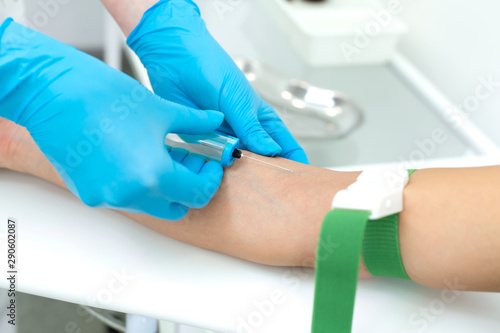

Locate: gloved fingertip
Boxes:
[199,160,223,183]
[243,132,283,157]
[187,161,223,209]
[204,110,225,127]
[286,149,310,165]
[139,199,190,221]
[164,203,189,221]
[271,146,283,157]
[0,18,14,39]
[290,151,311,165]
[204,109,224,119]
[168,108,224,135]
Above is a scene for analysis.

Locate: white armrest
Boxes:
[0,169,499,332]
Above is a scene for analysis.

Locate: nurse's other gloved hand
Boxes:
[0,19,223,220]
[127,0,309,164]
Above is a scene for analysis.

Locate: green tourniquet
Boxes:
[312,209,371,333]
[362,213,410,279]
[312,169,417,332]
[362,169,417,278]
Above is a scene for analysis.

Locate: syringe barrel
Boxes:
[165,132,240,167]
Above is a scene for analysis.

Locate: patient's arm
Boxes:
[0,118,358,267]
[0,119,361,270]
[1,118,499,291]
[101,0,157,36]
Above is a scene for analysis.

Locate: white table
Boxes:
[1,156,500,332]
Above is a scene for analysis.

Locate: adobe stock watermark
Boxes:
[52,311,93,333]
[384,73,499,185]
[51,296,117,333]
[212,0,243,21]
[236,236,340,333]
[384,128,448,187]
[400,278,466,333]
[339,0,421,62]
[270,103,301,132]
[5,218,17,327]
[340,5,402,62]
[50,269,134,333]
[443,74,500,129]
[50,86,148,175]
[190,168,223,208]
[85,268,136,308]
[28,0,73,29]
[0,0,71,43]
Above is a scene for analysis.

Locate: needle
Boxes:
[241,154,294,173]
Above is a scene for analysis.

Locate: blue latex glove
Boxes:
[127,0,309,164]
[0,19,224,220]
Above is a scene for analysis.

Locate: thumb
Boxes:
[167,103,224,135]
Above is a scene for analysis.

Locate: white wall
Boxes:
[22,0,105,49]
[391,0,500,145]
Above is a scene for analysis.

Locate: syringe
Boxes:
[165,132,293,172]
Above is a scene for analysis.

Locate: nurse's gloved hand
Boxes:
[0,19,223,220]
[127,0,309,164]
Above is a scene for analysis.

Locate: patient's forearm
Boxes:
[101,0,158,36]
[121,165,500,291]
[400,167,500,291]
[122,156,362,270]
[1,120,499,291]
[0,122,368,275]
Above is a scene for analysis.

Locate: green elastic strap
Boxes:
[312,209,370,333]
[312,169,417,332]
[362,213,409,279]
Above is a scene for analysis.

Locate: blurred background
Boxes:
[3,0,500,332]
[18,0,500,168]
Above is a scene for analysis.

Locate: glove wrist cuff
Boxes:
[0,20,76,125]
[0,18,13,41]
